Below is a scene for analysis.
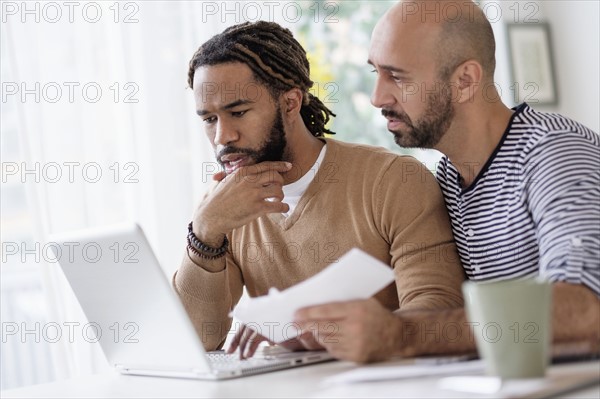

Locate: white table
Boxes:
[2,360,599,398]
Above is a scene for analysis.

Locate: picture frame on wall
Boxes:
[506,23,558,106]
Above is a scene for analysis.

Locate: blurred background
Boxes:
[1,0,598,390]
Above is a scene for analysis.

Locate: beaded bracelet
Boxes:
[187,222,229,259]
[187,242,227,260]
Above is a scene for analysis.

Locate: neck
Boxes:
[436,98,514,189]
[282,125,325,185]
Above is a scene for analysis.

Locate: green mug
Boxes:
[462,278,552,379]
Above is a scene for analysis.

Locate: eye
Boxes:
[203,116,217,124]
[390,74,403,83]
[370,68,378,74]
[231,110,248,117]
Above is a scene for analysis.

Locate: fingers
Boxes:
[298,331,325,351]
[237,327,256,359]
[239,330,269,359]
[300,322,372,363]
[226,325,246,354]
[242,161,292,175]
[295,301,358,322]
[199,161,292,234]
[278,332,324,352]
[278,338,306,352]
[245,332,267,359]
[213,161,290,185]
[229,325,269,360]
[261,185,286,201]
[262,200,290,215]
[213,171,227,182]
[227,162,290,185]
[295,300,400,363]
[301,322,342,345]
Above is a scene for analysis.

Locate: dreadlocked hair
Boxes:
[187,21,336,137]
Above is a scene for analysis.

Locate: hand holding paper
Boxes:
[231,248,394,343]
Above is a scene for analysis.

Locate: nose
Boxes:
[213,118,239,147]
[370,76,395,109]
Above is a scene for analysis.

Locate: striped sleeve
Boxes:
[524,124,600,296]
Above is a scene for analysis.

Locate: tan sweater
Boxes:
[173,139,465,350]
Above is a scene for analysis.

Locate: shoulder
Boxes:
[512,104,599,155]
[324,138,428,175]
[321,139,437,194]
[434,155,455,194]
[325,138,398,160]
[505,106,599,181]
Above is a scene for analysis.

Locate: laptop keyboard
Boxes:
[207,352,287,371]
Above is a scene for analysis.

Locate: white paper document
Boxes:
[231,248,395,343]
[323,358,485,385]
[438,370,600,398]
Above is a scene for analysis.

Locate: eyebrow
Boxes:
[367,59,410,74]
[196,99,253,116]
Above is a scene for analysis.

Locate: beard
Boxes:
[216,108,288,170]
[383,83,455,149]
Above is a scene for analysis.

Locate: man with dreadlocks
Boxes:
[173,21,465,361]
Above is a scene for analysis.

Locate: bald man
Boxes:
[294,0,600,362]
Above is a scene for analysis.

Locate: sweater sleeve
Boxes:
[376,157,465,311]
[172,245,244,351]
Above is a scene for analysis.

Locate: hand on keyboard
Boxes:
[226,324,272,359]
[227,324,324,359]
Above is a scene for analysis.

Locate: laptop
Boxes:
[49,223,334,380]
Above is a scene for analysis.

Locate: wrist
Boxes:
[187,222,229,260]
[394,314,420,358]
[191,214,226,248]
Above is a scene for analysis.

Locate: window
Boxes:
[295,0,445,171]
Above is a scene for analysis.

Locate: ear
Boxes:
[281,88,304,116]
[451,60,483,104]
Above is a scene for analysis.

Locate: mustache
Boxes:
[216,146,258,163]
[381,109,413,126]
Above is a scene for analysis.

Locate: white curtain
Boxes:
[3,1,223,383]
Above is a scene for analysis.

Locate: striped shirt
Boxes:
[436,103,600,296]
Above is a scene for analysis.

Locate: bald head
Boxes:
[373,0,496,82]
